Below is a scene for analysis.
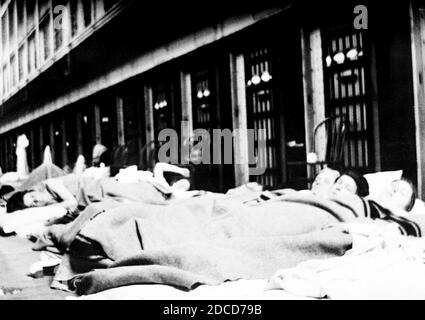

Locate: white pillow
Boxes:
[411,199,425,215]
[364,170,403,199]
[0,206,67,235]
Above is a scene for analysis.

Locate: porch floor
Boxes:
[0,235,71,300]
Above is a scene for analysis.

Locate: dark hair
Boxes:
[338,170,370,197]
[96,148,111,167]
[400,178,416,212]
[6,191,28,213]
[0,185,15,198]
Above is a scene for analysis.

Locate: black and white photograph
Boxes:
[0,0,425,304]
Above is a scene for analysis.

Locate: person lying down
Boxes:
[254,166,416,213]
[5,161,202,216]
[30,173,425,295]
[249,168,369,204]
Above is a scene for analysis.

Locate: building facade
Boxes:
[0,0,424,196]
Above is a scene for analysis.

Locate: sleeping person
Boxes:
[372,178,416,213]
[249,168,369,204]
[327,170,370,198]
[245,167,341,204]
[5,161,200,215]
[310,168,341,197]
[6,175,80,214]
[341,178,418,239]
[35,174,425,295]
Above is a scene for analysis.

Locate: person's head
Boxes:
[328,170,369,198]
[98,149,111,167]
[377,178,416,212]
[0,185,15,198]
[6,191,27,213]
[6,189,55,213]
[92,144,109,167]
[311,168,340,198]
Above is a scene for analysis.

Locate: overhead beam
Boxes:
[0,6,287,134]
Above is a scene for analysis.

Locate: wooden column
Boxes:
[144,84,155,143]
[369,41,382,172]
[180,71,193,156]
[39,125,44,163]
[143,84,155,166]
[136,92,144,168]
[76,112,84,156]
[410,0,425,198]
[49,121,55,164]
[116,96,125,146]
[6,137,10,172]
[94,104,102,144]
[301,28,326,180]
[61,116,68,167]
[3,137,7,171]
[30,127,36,170]
[230,53,249,186]
[1,138,6,172]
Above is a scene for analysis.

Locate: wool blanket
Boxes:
[45,192,425,295]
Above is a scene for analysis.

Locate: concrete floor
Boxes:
[0,235,72,300]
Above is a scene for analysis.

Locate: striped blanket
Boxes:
[275,192,425,237]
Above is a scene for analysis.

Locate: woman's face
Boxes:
[311,170,339,197]
[378,180,413,211]
[23,190,55,208]
[328,175,358,197]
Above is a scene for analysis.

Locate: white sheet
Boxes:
[0,205,67,236]
[67,279,313,300]
[268,234,425,300]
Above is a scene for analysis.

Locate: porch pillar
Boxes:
[116,96,125,146]
[76,112,84,156]
[61,116,68,167]
[301,27,326,179]
[39,125,44,163]
[180,71,193,155]
[30,127,36,170]
[94,104,102,144]
[144,84,155,144]
[410,0,425,198]
[230,53,249,186]
[49,121,55,164]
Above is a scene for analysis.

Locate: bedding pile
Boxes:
[31,191,425,296]
[267,232,425,299]
[0,177,170,237]
[2,174,425,299]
